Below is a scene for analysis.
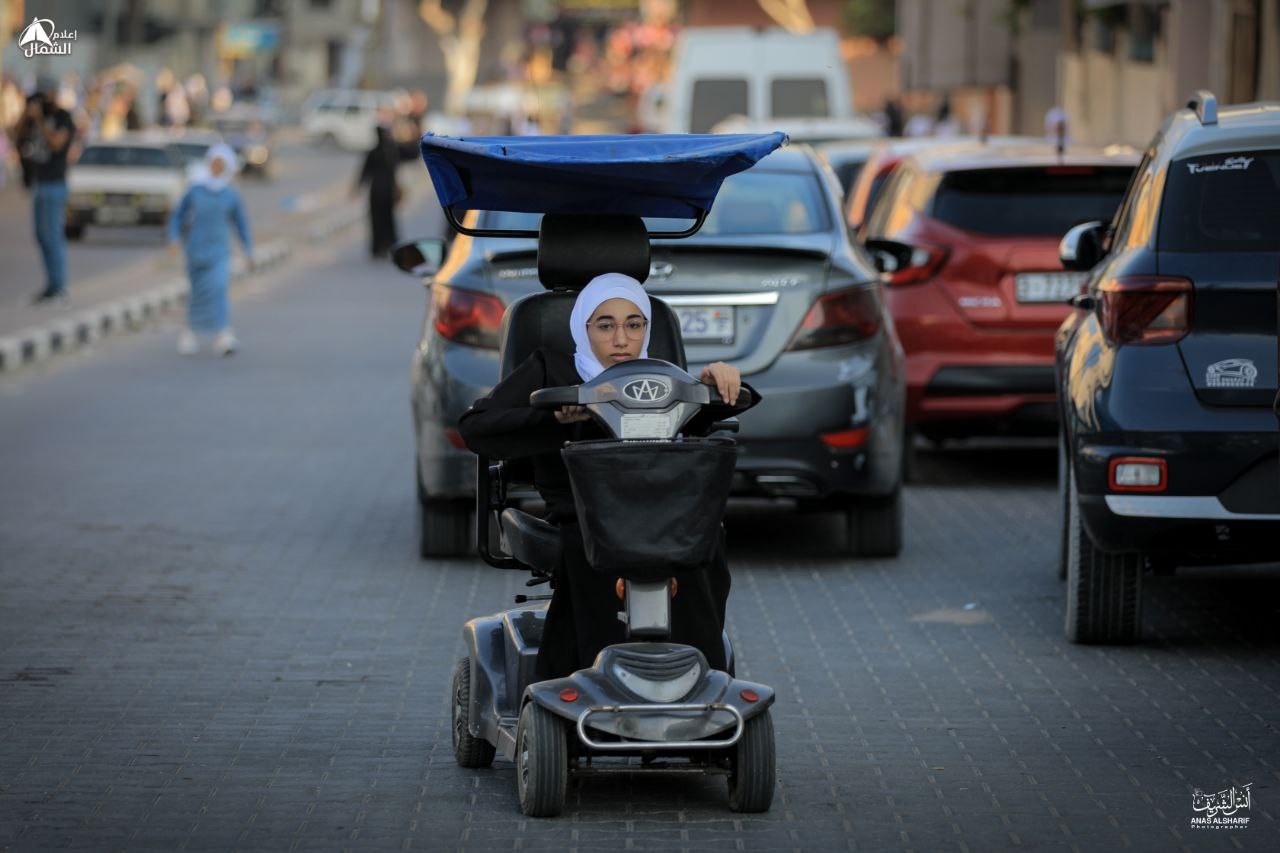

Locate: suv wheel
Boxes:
[845,487,903,557]
[1064,466,1142,644]
[416,463,473,559]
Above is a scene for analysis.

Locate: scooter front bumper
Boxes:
[576,703,744,751]
[525,642,774,752]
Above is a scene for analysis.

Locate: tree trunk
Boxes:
[419,0,488,116]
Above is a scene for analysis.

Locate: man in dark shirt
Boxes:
[16,79,76,303]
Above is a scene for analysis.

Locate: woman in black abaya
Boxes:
[457,273,759,679]
[353,115,401,259]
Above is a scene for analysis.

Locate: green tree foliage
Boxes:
[842,0,895,42]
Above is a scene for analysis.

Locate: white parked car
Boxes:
[159,129,239,181]
[65,138,187,240]
[301,88,407,151]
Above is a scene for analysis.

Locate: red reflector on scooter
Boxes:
[559,688,579,702]
[820,427,869,449]
[443,427,467,450]
[740,689,759,703]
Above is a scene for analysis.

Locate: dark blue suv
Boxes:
[1054,93,1280,644]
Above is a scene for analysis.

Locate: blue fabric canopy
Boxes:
[418,133,788,220]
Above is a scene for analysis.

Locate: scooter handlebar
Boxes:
[709,387,752,408]
[530,386,580,410]
[532,382,748,410]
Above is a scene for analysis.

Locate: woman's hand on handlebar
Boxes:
[554,405,592,424]
[700,362,741,404]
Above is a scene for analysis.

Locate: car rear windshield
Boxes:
[771,78,829,119]
[1158,150,1280,252]
[929,166,1133,236]
[690,78,747,134]
[486,170,830,236]
[78,146,176,168]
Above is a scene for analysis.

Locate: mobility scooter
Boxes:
[416,133,786,816]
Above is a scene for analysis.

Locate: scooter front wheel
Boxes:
[516,701,568,817]
[452,658,496,768]
[727,708,776,813]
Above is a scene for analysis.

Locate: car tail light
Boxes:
[883,244,949,287]
[1097,276,1192,345]
[820,427,869,449]
[1108,457,1167,492]
[432,284,504,349]
[786,286,882,351]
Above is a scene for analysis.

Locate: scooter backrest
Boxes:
[498,214,687,378]
[536,214,652,290]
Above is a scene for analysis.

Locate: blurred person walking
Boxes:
[14,79,76,304]
[167,145,253,357]
[352,112,401,260]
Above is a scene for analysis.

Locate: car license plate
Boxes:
[1015,272,1087,303]
[674,306,735,343]
[96,206,140,225]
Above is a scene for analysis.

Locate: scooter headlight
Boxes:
[611,660,703,703]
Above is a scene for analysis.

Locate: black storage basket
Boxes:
[561,437,738,578]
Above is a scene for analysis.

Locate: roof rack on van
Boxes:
[1187,90,1218,126]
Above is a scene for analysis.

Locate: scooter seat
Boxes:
[499,508,562,574]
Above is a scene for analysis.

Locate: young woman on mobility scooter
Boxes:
[418,132,786,817]
[458,272,753,680]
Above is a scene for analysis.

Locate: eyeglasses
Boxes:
[587,318,648,340]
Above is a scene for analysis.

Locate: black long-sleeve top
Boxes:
[457,347,759,522]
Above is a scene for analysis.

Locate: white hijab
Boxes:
[195,143,237,192]
[570,273,652,382]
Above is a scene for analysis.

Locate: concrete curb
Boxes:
[1,232,307,374]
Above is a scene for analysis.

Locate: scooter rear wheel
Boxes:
[727,708,775,813]
[516,702,568,817]
[452,658,496,768]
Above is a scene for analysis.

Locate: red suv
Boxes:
[845,137,1040,238]
[861,144,1138,439]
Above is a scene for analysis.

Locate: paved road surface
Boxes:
[1,197,1277,851]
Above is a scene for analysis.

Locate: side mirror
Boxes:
[864,238,912,274]
[391,238,446,276]
[1059,221,1104,271]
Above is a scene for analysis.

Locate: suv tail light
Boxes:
[1097,276,1193,345]
[433,284,504,349]
[1108,456,1167,492]
[883,244,949,287]
[786,286,882,351]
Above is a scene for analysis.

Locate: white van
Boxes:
[656,27,852,134]
[301,88,404,151]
